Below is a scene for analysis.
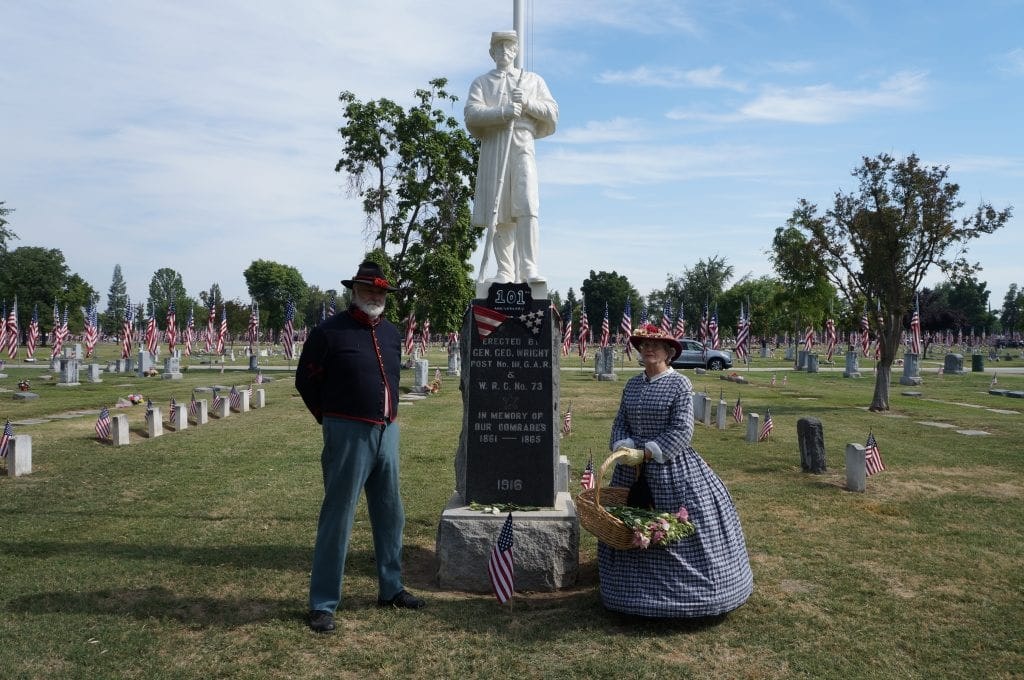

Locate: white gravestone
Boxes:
[716,399,728,430]
[214,396,230,419]
[192,399,208,425]
[9,435,33,476]
[843,350,861,378]
[701,394,713,427]
[171,404,188,431]
[88,363,102,383]
[746,413,761,443]
[412,359,430,394]
[112,414,130,446]
[252,388,266,409]
[57,357,81,386]
[146,408,163,438]
[136,350,154,376]
[162,355,183,380]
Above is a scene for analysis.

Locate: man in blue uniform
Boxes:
[296,260,425,634]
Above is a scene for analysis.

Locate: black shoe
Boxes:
[378,589,425,610]
[308,610,336,633]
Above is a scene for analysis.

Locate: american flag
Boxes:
[578,302,590,360]
[580,453,595,490]
[145,305,159,356]
[990,372,998,387]
[639,304,648,326]
[735,304,749,363]
[205,298,217,352]
[709,308,720,350]
[229,385,241,411]
[420,318,431,355]
[95,406,111,441]
[803,325,815,352]
[328,294,336,316]
[168,397,178,422]
[26,304,39,360]
[121,297,134,359]
[83,301,98,358]
[732,395,743,424]
[488,513,515,604]
[673,301,686,339]
[472,306,506,339]
[184,307,195,357]
[865,432,886,475]
[282,299,296,360]
[5,298,19,359]
[0,302,6,352]
[561,307,572,357]
[619,299,633,360]
[698,303,709,345]
[404,315,417,356]
[759,409,774,441]
[51,302,64,358]
[910,296,922,355]
[216,306,228,355]
[320,301,327,323]
[188,392,200,420]
[166,301,177,354]
[770,373,777,386]
[860,308,870,357]
[562,403,572,436]
[0,419,14,458]
[660,299,673,336]
[599,303,610,348]
[825,318,838,362]
[247,301,259,353]
[211,388,223,412]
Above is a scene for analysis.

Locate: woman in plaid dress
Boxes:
[597,324,753,617]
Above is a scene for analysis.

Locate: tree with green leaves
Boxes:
[0,201,16,252]
[0,246,71,333]
[783,152,1011,410]
[999,283,1022,338]
[147,267,196,333]
[336,78,479,320]
[649,255,735,333]
[769,225,838,343]
[243,259,308,331]
[103,264,129,330]
[580,270,642,340]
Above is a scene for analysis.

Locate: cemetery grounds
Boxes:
[0,344,1022,679]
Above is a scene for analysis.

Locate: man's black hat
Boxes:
[341,260,399,292]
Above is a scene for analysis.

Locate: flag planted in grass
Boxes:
[732,395,743,424]
[580,453,595,490]
[759,409,774,442]
[229,385,241,411]
[488,513,514,604]
[95,407,111,441]
[865,432,886,476]
[0,419,14,458]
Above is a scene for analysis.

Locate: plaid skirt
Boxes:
[597,447,754,618]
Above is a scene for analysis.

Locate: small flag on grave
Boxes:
[95,407,111,441]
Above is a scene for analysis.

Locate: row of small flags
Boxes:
[91,386,251,442]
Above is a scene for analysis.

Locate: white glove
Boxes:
[615,446,646,466]
[510,88,526,104]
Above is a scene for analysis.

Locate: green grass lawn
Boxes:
[1,344,1022,679]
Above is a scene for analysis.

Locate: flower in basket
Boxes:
[606,504,696,549]
[18,379,31,391]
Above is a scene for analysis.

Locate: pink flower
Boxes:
[675,505,689,522]
[651,530,665,543]
[632,531,651,549]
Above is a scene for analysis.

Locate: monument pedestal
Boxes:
[435,491,579,592]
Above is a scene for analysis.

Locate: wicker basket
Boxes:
[576,449,641,550]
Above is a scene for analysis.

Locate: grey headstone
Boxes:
[784,346,794,361]
[796,349,807,370]
[88,363,103,383]
[252,388,266,408]
[146,408,163,438]
[7,435,32,476]
[845,443,866,492]
[899,352,923,386]
[73,343,83,360]
[171,403,188,431]
[701,394,713,427]
[716,400,728,430]
[693,392,707,422]
[112,414,130,446]
[412,359,429,392]
[58,357,81,386]
[248,355,259,371]
[843,350,861,378]
[446,351,461,376]
[806,353,819,373]
[136,350,154,376]
[13,392,39,401]
[943,353,964,374]
[213,394,230,418]
[971,354,985,372]
[797,417,827,473]
[162,356,182,380]
[746,413,760,443]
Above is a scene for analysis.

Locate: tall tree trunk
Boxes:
[870,364,891,411]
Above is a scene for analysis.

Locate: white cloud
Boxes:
[999,47,1024,76]
[597,65,746,90]
[556,118,649,144]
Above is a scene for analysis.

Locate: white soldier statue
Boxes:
[466,30,558,285]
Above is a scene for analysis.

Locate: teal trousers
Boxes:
[308,417,405,613]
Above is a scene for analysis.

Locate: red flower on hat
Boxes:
[372,277,391,289]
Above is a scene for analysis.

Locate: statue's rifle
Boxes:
[477,67,526,284]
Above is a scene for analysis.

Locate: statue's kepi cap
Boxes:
[341,260,399,292]
[490,30,518,47]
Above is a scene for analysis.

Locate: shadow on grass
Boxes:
[4,586,299,628]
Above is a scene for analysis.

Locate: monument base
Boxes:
[475,279,548,301]
[435,490,579,593]
[161,372,184,380]
[899,376,923,386]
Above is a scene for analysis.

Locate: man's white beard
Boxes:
[355,298,385,319]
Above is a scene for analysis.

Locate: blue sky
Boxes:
[3,1,1022,312]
